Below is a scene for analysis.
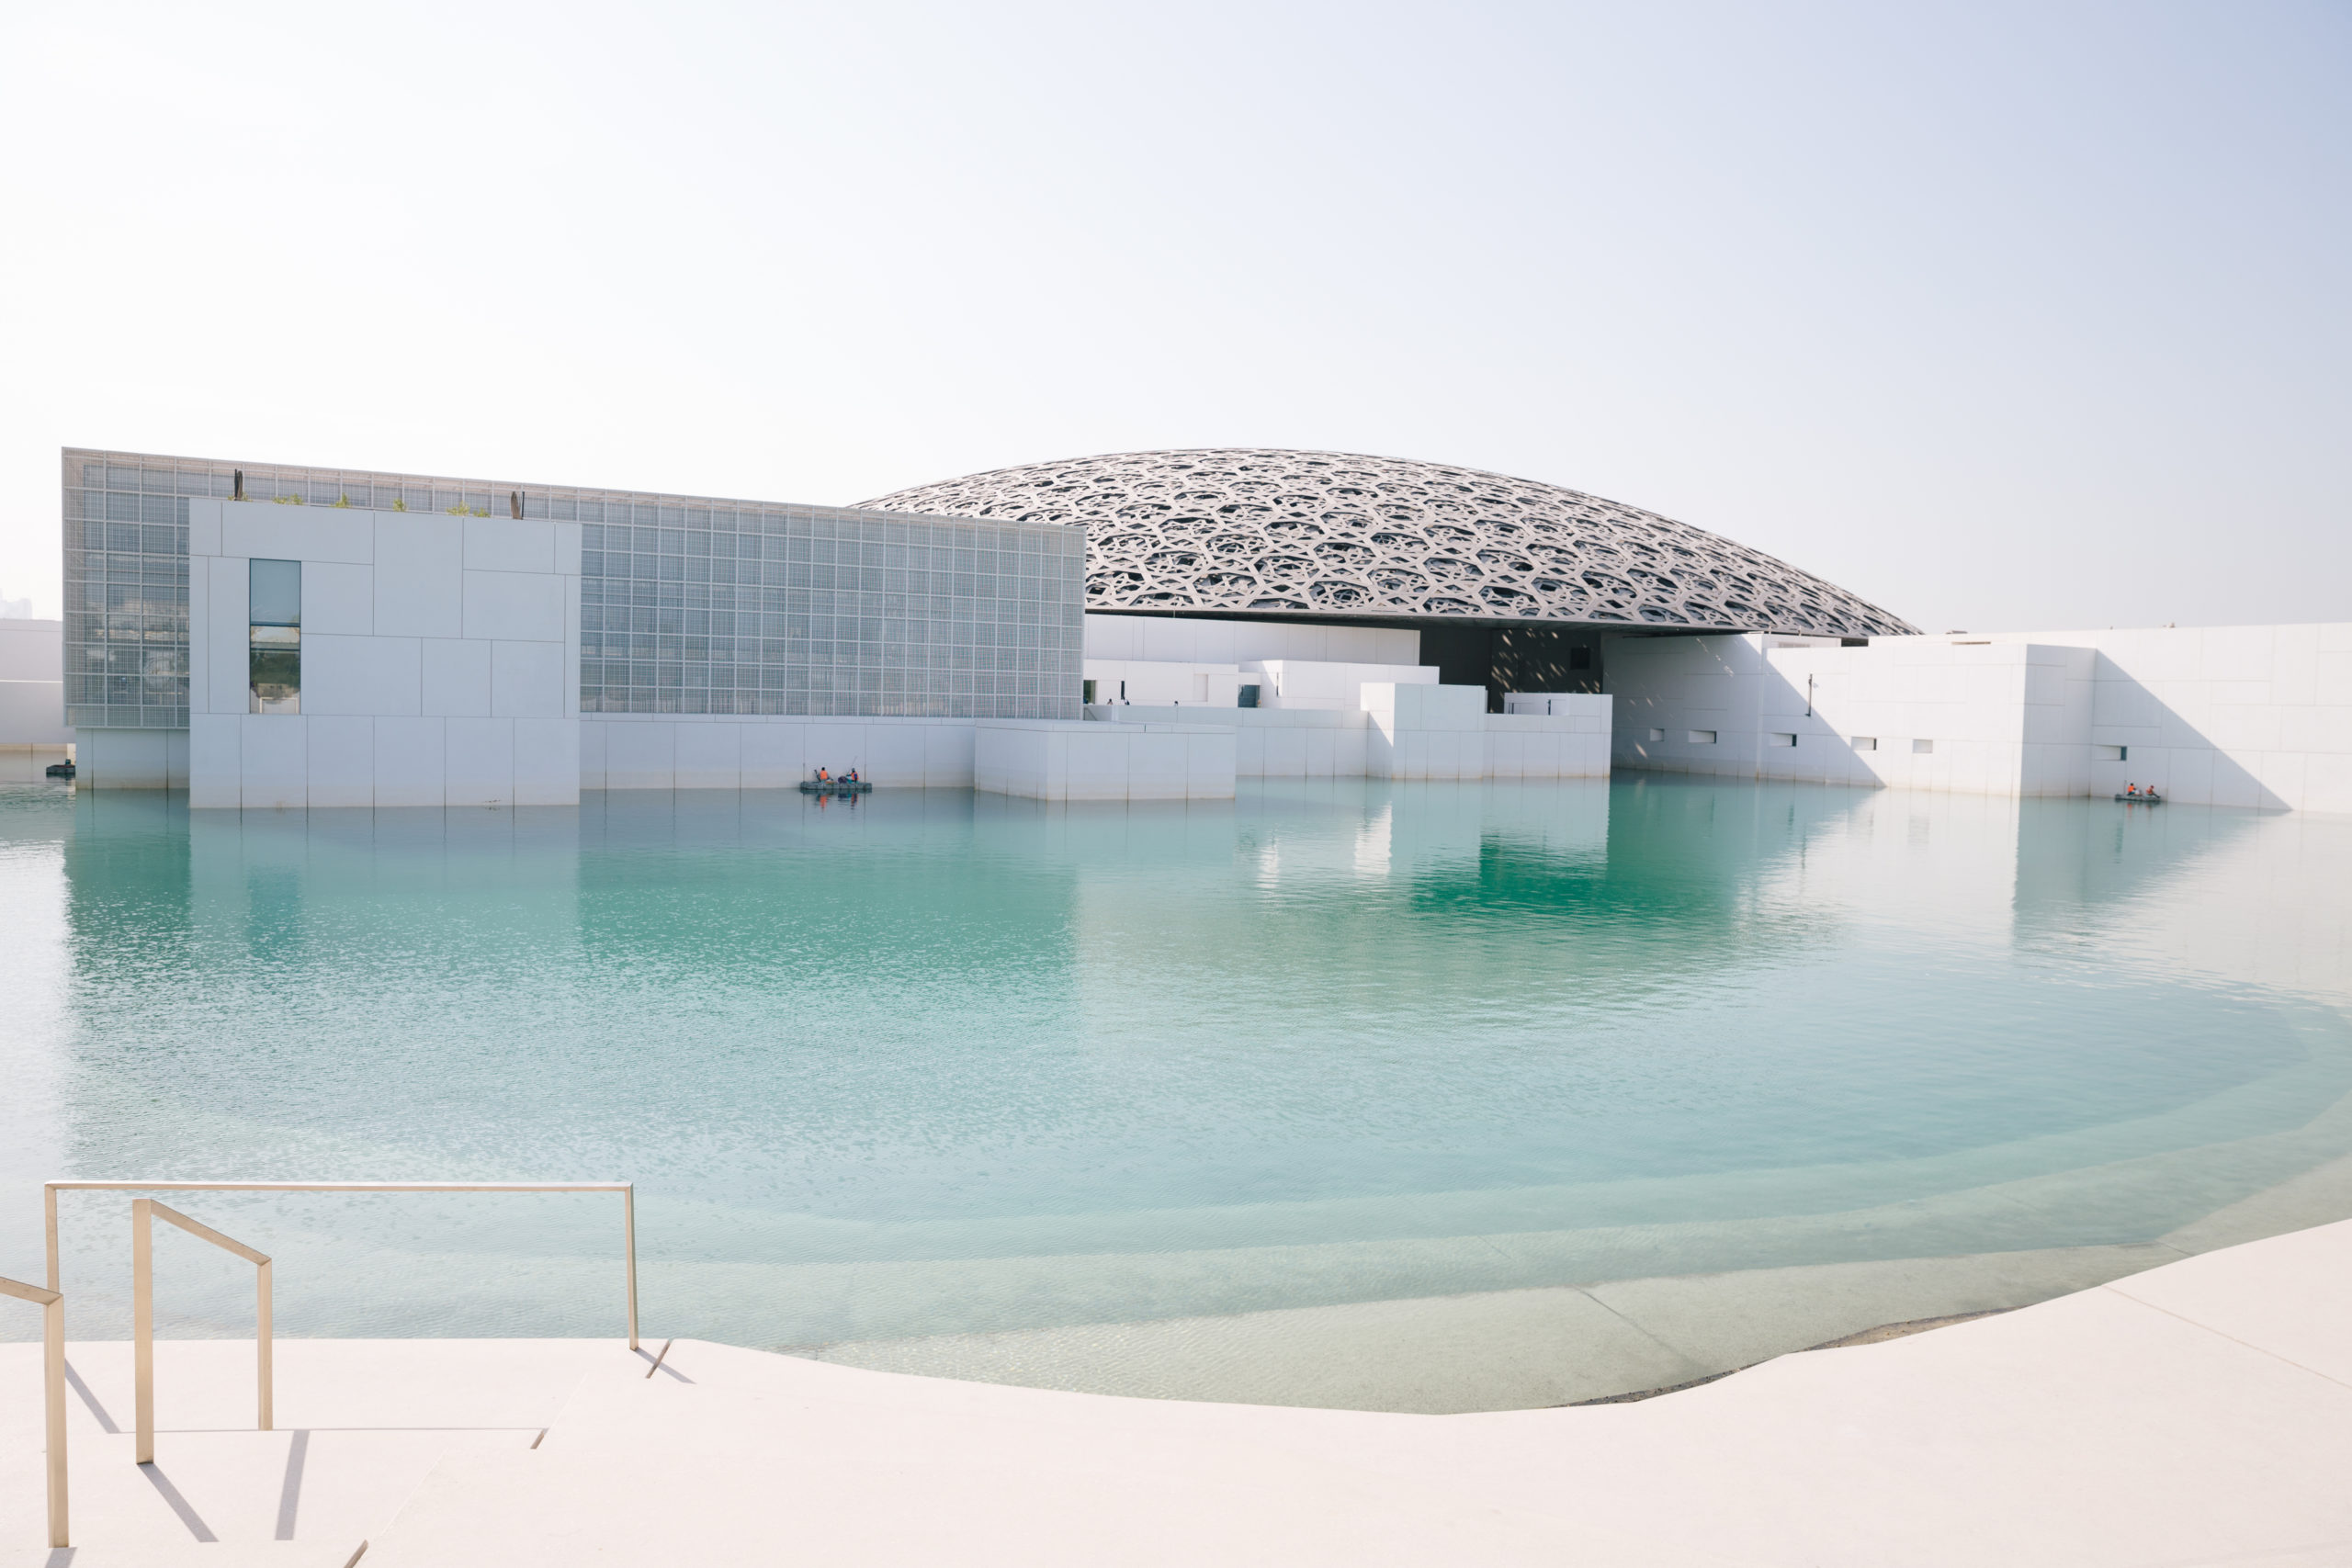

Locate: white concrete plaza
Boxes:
[6,1213,2350,1566]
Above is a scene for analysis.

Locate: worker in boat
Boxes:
[817,766,830,783]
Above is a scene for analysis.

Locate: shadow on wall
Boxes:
[1602,630,2347,812]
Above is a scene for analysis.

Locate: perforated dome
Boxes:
[861,448,1913,637]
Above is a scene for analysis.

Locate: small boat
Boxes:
[44,761,74,779]
[798,778,872,795]
[2113,791,2163,804]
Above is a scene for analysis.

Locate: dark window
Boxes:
[249,558,300,713]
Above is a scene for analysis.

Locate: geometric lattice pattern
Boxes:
[862,448,1916,638]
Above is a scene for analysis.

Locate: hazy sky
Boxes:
[1,1,2345,633]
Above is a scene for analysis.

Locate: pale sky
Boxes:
[1,0,2345,634]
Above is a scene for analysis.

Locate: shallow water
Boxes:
[3,774,2348,1354]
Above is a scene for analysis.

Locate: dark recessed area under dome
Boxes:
[859,447,1916,639]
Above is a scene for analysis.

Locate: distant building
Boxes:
[59,448,1082,803]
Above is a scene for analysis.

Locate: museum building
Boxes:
[50,446,2346,812]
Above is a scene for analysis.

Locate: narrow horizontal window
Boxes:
[2097,743,2127,761]
[1688,729,1717,745]
[1912,738,1934,754]
[1852,736,1878,751]
[1770,732,1797,747]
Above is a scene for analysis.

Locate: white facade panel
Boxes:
[464,517,556,575]
[491,639,565,718]
[302,561,375,636]
[374,516,466,639]
[187,496,222,558]
[77,728,187,789]
[673,723,743,789]
[221,505,375,565]
[601,721,678,790]
[1082,613,1419,669]
[514,717,576,806]
[187,716,240,807]
[205,556,250,716]
[306,635,422,717]
[183,504,577,807]
[444,716,517,806]
[463,570,564,643]
[421,638,492,717]
[738,723,797,788]
[305,716,376,807]
[238,714,308,808]
[373,716,447,807]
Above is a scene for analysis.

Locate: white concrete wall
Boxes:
[186,500,580,808]
[1482,699,1612,780]
[1083,653,1437,712]
[74,727,187,787]
[1096,689,1610,781]
[1974,624,2352,813]
[1247,660,1438,710]
[1082,660,1242,707]
[975,718,1236,801]
[0,618,70,745]
[1609,635,2098,796]
[1091,705,1375,778]
[1607,623,2352,812]
[1083,614,1418,667]
[1363,682,1487,781]
[581,716,978,789]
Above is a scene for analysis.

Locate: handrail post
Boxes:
[44,1180,61,1294]
[41,1287,65,1546]
[1,1274,69,1548]
[133,1198,154,1464]
[256,1255,274,1431]
[624,1183,639,1352]
[133,1197,273,1463]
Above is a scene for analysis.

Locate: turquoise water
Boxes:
[3,774,2349,1350]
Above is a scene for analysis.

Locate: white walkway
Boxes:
[6,1215,2351,1566]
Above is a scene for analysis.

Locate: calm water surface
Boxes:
[3,774,2348,1348]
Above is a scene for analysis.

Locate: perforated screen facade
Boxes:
[864,447,1915,638]
[578,504,1082,718]
[62,448,1084,731]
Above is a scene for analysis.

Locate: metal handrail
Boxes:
[47,1181,639,1470]
[133,1200,271,1464]
[0,1273,68,1547]
[43,1180,638,1353]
